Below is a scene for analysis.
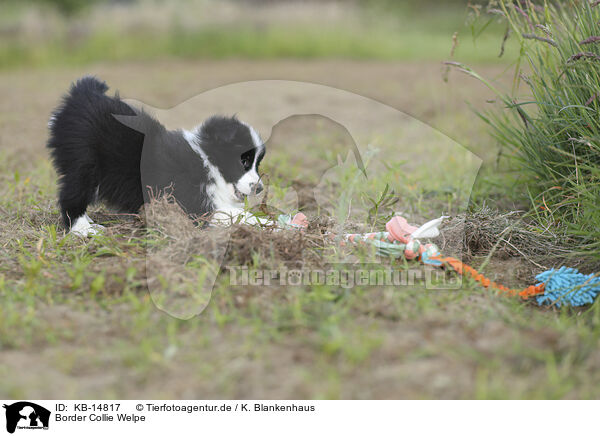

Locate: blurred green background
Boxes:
[0,0,515,68]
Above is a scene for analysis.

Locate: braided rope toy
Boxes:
[278,213,600,307]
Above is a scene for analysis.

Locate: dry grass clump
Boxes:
[140,193,227,264]
[224,225,317,269]
[438,207,592,271]
[141,194,327,272]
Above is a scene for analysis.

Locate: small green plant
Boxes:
[448,0,600,256]
[366,183,399,230]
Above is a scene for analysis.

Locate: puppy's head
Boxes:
[198,116,265,203]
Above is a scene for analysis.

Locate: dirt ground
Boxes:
[1,60,599,399]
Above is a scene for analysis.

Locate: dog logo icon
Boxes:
[3,402,50,434]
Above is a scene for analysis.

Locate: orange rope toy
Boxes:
[430,255,545,299]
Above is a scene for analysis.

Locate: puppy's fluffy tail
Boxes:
[70,76,109,96]
[48,76,109,129]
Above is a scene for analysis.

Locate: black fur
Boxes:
[47,76,262,229]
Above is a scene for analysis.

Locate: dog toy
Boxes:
[277,213,600,307]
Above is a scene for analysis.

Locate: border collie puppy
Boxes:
[47,76,265,237]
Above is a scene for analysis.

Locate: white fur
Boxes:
[183,126,265,226]
[237,122,265,196]
[235,169,260,196]
[183,129,242,212]
[70,213,104,237]
[70,216,97,237]
[244,122,263,150]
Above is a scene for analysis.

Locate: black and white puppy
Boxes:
[47,76,265,237]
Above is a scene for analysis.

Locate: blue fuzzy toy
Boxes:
[536,266,600,307]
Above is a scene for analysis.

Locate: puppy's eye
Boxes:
[241,156,251,170]
[240,149,256,171]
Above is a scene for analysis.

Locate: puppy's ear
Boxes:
[113,111,165,136]
[199,116,241,145]
[113,114,144,133]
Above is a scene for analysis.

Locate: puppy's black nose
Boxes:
[250,182,263,194]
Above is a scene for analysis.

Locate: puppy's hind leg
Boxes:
[59,174,102,237]
[70,215,101,237]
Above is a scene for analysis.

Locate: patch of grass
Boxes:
[0,26,517,69]
[447,0,600,257]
